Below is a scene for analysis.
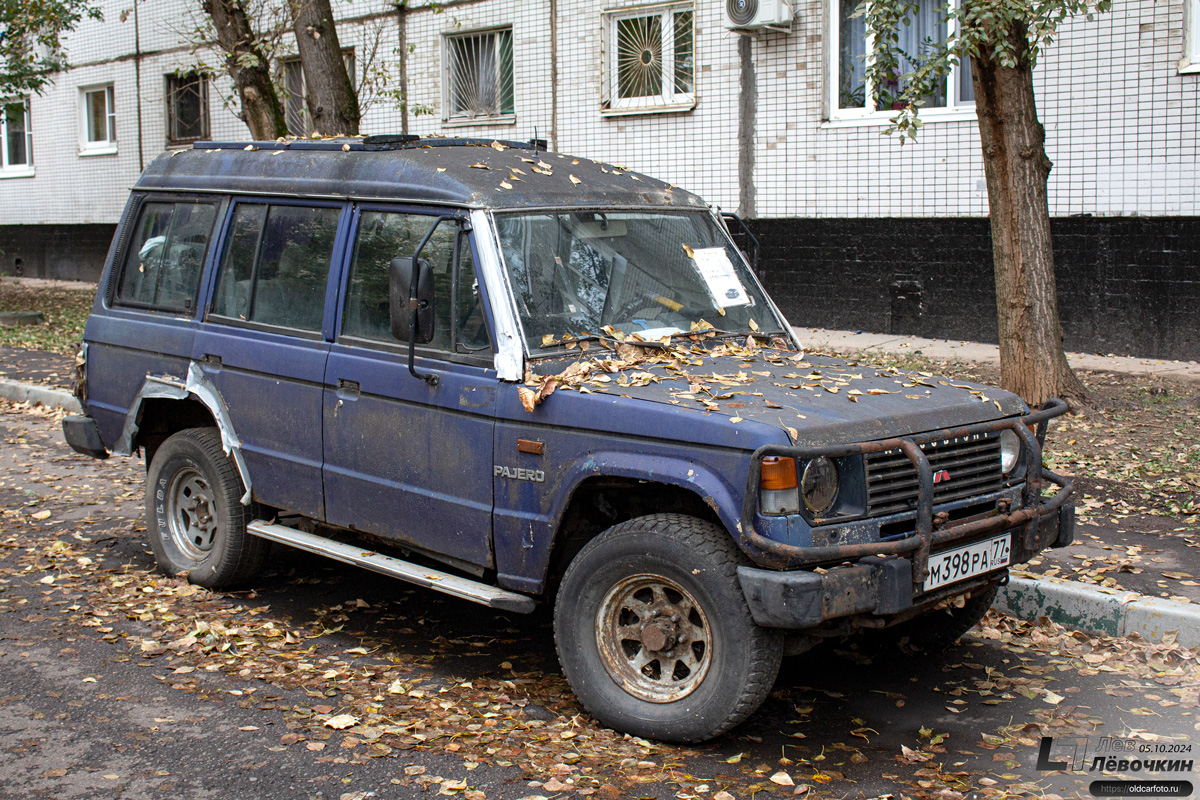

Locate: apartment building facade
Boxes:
[2,0,1197,358]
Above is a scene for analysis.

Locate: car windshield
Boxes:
[494,210,783,353]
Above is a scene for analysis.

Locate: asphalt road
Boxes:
[2,403,1199,800]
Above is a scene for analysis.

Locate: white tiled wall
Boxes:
[2,0,1196,225]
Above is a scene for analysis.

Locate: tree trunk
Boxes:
[202,0,287,140]
[970,27,1089,410]
[289,0,360,136]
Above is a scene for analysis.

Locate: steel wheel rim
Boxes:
[166,467,218,562]
[595,573,713,703]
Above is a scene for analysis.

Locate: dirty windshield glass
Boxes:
[495,211,781,352]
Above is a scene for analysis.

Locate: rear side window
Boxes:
[210,203,341,332]
[115,201,217,312]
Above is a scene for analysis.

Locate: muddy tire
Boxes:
[553,514,782,743]
[888,583,999,654]
[146,428,266,589]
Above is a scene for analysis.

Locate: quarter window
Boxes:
[211,203,341,332]
[115,201,217,312]
[602,4,694,114]
[81,84,116,152]
[343,211,490,354]
[832,0,973,119]
[443,28,515,123]
[1,98,32,173]
[166,73,210,144]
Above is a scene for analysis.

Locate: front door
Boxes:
[321,206,498,570]
[195,199,346,519]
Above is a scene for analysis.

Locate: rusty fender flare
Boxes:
[113,361,253,505]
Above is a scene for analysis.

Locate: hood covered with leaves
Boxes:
[521,334,1029,445]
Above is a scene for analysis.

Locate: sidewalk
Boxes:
[796,327,1200,383]
[2,321,1199,646]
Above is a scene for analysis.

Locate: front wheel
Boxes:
[146,427,267,589]
[553,514,782,743]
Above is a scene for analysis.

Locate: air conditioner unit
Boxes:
[724,0,793,30]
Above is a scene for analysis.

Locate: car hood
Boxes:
[529,341,1028,446]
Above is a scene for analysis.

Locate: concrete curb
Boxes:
[0,378,81,414]
[994,574,1200,647]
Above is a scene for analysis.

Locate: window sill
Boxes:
[0,167,35,179]
[442,115,517,128]
[822,108,977,129]
[1179,57,1200,74]
[600,100,696,118]
[79,144,118,157]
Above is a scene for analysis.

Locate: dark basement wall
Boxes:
[0,224,117,283]
[751,216,1200,363]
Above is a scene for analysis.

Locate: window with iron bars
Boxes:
[601,3,694,115]
[166,73,210,144]
[443,27,515,123]
[282,52,356,137]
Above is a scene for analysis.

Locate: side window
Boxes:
[211,203,340,332]
[343,211,491,354]
[115,200,216,312]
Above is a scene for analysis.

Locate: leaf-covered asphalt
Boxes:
[2,401,1198,799]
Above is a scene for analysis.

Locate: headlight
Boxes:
[999,429,1021,474]
[801,457,839,514]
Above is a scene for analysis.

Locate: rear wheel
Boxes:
[553,513,782,743]
[146,428,266,589]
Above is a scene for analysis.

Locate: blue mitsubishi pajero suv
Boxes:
[63,136,1074,742]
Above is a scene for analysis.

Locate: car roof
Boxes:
[134,136,709,212]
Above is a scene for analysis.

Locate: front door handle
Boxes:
[336,379,360,399]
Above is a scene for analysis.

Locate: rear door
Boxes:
[321,205,499,570]
[194,199,347,518]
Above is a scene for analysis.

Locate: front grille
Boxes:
[865,432,1003,517]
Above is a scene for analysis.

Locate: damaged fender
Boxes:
[114,361,253,504]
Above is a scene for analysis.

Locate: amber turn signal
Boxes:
[760,456,798,490]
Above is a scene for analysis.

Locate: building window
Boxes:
[80,84,116,153]
[1183,0,1200,73]
[831,0,973,121]
[166,73,210,144]
[282,52,356,137]
[602,4,694,115]
[443,28,515,123]
[1,98,33,175]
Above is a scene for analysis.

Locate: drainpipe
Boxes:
[737,33,756,219]
[549,0,558,151]
[133,0,145,170]
[397,0,409,135]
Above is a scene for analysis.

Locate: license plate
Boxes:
[922,533,1011,592]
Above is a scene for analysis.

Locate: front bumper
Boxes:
[735,399,1073,629]
[738,498,1073,629]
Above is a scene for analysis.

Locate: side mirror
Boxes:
[389,257,434,344]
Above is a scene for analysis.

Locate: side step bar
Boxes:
[247,521,536,614]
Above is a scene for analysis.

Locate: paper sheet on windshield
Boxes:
[690,247,750,307]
